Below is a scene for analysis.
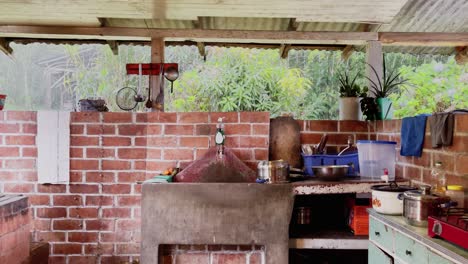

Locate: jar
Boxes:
[446,185,465,208]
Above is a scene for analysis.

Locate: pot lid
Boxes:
[403,186,449,201]
[371,183,417,192]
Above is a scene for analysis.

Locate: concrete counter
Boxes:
[292,178,409,195]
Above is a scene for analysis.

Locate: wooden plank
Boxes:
[197,42,206,57]
[151,38,165,111]
[455,46,467,65]
[379,32,468,47]
[341,45,355,61]
[288,18,298,31]
[107,40,118,55]
[366,40,383,96]
[279,44,291,59]
[37,111,70,184]
[0,37,13,56]
[0,26,378,45]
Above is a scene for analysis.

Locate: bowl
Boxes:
[311,165,349,181]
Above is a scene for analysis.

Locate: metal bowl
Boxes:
[311,165,349,181]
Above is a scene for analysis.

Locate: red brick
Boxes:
[147,148,162,159]
[84,243,114,255]
[404,166,422,182]
[70,124,84,134]
[68,232,98,242]
[116,219,140,231]
[239,136,268,148]
[70,136,99,146]
[326,133,353,145]
[69,184,99,194]
[136,113,148,123]
[70,147,83,158]
[0,146,19,157]
[86,171,115,183]
[444,135,468,153]
[33,219,51,230]
[85,195,114,206]
[164,148,193,160]
[455,154,468,174]
[178,112,209,123]
[85,219,114,231]
[179,137,209,147]
[0,171,18,180]
[70,172,83,183]
[3,183,34,193]
[71,112,100,123]
[165,124,194,135]
[52,243,82,254]
[431,152,455,173]
[117,196,141,206]
[195,148,209,159]
[147,124,162,135]
[36,207,67,218]
[101,256,131,264]
[102,208,131,218]
[102,136,132,146]
[5,135,35,145]
[211,112,239,123]
[249,253,262,264]
[300,133,323,144]
[53,195,83,206]
[102,160,131,170]
[195,124,215,135]
[48,256,66,264]
[339,121,369,132]
[0,124,20,133]
[231,148,253,160]
[254,149,268,160]
[118,148,146,159]
[252,124,269,135]
[37,184,66,193]
[102,184,131,194]
[119,124,147,136]
[29,195,50,205]
[86,148,115,158]
[118,172,146,183]
[134,161,146,170]
[5,159,35,170]
[86,124,116,135]
[145,161,175,171]
[6,111,36,121]
[455,114,468,132]
[134,137,146,146]
[20,147,37,158]
[102,112,132,123]
[225,124,251,135]
[53,219,83,230]
[69,207,99,218]
[68,256,98,264]
[413,151,431,167]
[36,231,66,242]
[147,112,177,123]
[239,112,269,123]
[212,253,246,264]
[70,159,99,170]
[99,231,133,243]
[147,136,177,147]
[225,136,240,148]
[304,120,337,132]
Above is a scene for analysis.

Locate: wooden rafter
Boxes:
[279,44,291,59]
[288,18,298,31]
[379,32,468,47]
[0,38,13,56]
[197,42,206,57]
[455,46,467,65]
[341,45,354,61]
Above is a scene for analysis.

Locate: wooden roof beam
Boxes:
[379,32,468,47]
[279,44,291,59]
[288,18,298,31]
[455,46,467,65]
[197,42,206,58]
[0,38,13,57]
[107,40,118,55]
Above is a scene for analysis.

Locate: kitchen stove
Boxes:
[428,208,468,249]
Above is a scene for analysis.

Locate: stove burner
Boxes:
[428,208,468,249]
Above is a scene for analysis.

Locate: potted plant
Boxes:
[366,56,407,120]
[337,70,367,120]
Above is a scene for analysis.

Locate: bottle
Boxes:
[215,117,225,157]
[431,161,446,195]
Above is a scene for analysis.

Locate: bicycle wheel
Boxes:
[116,87,138,111]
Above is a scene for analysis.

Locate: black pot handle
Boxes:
[397,193,404,200]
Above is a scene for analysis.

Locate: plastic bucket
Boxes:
[356,140,397,180]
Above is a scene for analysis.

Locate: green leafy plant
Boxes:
[366,55,407,98]
[360,97,380,121]
[337,70,367,97]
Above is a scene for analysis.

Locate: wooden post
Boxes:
[150,37,165,111]
[365,40,383,96]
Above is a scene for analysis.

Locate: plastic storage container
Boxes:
[302,152,359,177]
[356,140,397,180]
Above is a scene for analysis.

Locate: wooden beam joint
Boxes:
[0,38,13,56]
[455,46,468,65]
[107,40,118,55]
[197,42,206,58]
[279,44,291,59]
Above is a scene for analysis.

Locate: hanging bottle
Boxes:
[431,161,446,195]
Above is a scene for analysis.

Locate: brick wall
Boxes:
[0,195,31,264]
[0,111,269,264]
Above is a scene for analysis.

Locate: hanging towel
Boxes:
[400,114,429,157]
[429,112,455,148]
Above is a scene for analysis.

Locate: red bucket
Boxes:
[0,94,6,110]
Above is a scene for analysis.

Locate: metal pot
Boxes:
[371,182,417,215]
[311,165,348,181]
[257,160,289,183]
[402,185,451,227]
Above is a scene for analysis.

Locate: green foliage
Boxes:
[389,58,468,118]
[366,55,407,98]
[337,69,367,97]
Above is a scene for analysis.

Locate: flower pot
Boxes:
[0,94,6,110]
[339,97,360,120]
[377,98,393,120]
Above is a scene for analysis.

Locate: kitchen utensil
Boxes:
[311,165,348,181]
[269,116,301,168]
[402,185,451,227]
[428,208,468,250]
[164,66,179,93]
[257,160,289,183]
[371,182,417,215]
[146,64,163,108]
[296,207,311,225]
[316,134,328,154]
[301,144,313,155]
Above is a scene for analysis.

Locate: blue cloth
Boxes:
[400,115,430,157]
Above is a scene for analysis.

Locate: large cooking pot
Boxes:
[371,182,417,215]
[402,185,451,227]
[257,160,289,183]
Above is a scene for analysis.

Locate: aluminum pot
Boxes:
[371,183,417,215]
[402,185,451,227]
[311,165,348,181]
[257,160,289,183]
